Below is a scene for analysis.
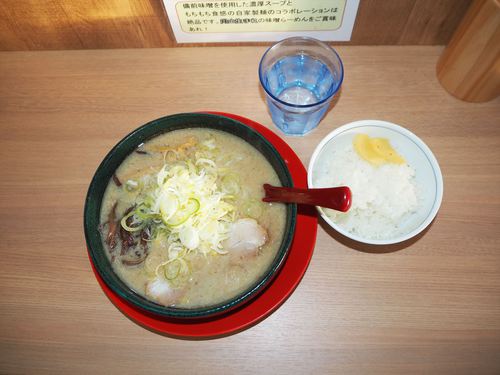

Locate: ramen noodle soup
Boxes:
[99,128,287,308]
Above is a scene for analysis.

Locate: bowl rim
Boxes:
[307,119,444,245]
[84,113,297,318]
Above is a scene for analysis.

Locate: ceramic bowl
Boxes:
[84,113,297,318]
[308,119,443,245]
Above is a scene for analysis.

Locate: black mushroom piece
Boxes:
[120,206,136,255]
[140,228,150,249]
[113,205,152,266]
[112,173,122,187]
[121,227,150,266]
[121,254,147,266]
[105,202,118,249]
[120,228,136,255]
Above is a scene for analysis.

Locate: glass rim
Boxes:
[258,36,344,109]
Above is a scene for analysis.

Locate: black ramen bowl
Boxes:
[84,113,297,319]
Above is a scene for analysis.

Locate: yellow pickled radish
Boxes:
[354,134,405,166]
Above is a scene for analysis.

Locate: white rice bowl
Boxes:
[308,120,443,245]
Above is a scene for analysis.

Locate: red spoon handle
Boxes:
[263,184,352,212]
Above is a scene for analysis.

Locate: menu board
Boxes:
[163,0,359,43]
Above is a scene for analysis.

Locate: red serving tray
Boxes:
[89,112,318,338]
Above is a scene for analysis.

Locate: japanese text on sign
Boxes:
[175,0,346,33]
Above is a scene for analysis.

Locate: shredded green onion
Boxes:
[220,173,240,195]
[166,198,200,227]
[120,210,145,232]
[120,144,238,282]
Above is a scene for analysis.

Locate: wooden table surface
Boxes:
[0,46,499,374]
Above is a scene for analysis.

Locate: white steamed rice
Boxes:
[314,142,419,239]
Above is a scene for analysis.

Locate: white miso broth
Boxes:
[99,128,286,308]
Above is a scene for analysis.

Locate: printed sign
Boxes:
[163,0,359,43]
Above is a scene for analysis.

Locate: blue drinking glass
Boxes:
[259,37,344,136]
